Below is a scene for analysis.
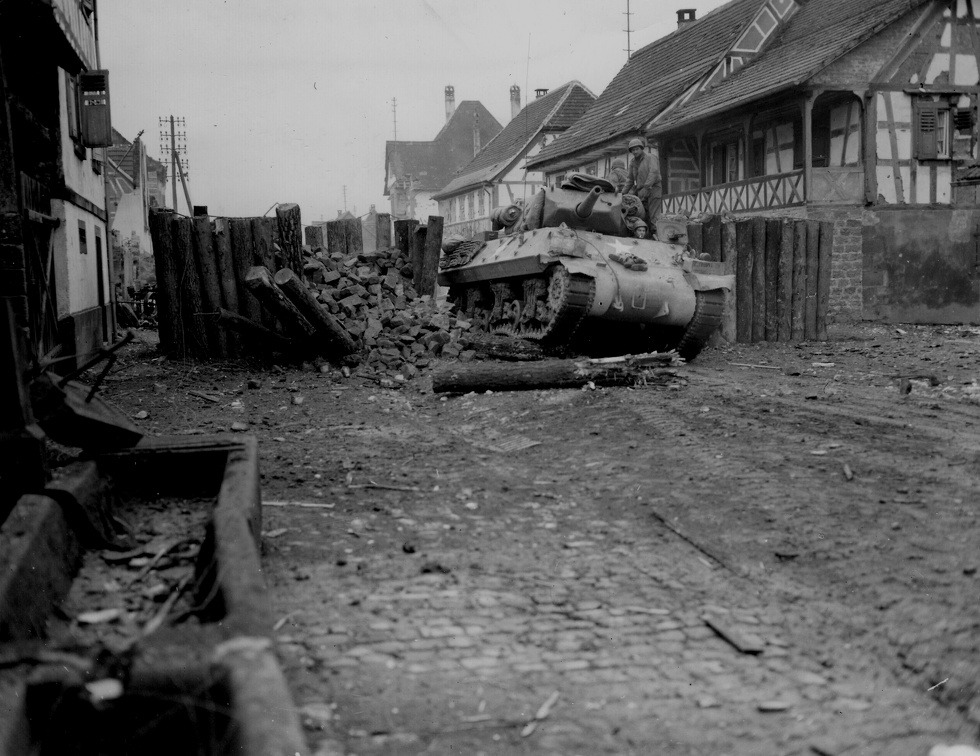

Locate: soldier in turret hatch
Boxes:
[605,158,628,194]
[623,138,662,225]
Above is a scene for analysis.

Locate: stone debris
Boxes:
[299,244,477,381]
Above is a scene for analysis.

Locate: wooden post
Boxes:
[764,218,780,341]
[686,221,703,258]
[193,216,227,358]
[275,203,303,277]
[393,219,418,260]
[326,220,346,258]
[410,225,428,288]
[171,215,208,358]
[751,216,766,343]
[805,219,820,340]
[304,224,325,249]
[251,217,278,329]
[777,219,794,342]
[702,214,722,262]
[230,218,262,323]
[735,218,754,343]
[791,220,807,341]
[213,218,242,356]
[273,268,357,357]
[244,266,316,341]
[720,220,737,344]
[419,216,444,298]
[149,210,179,354]
[341,218,363,256]
[816,220,833,341]
[375,213,392,250]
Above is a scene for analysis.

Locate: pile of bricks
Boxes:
[302,245,476,380]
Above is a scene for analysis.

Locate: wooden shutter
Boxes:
[916,100,938,159]
[80,70,112,148]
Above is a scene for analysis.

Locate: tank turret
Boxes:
[437,172,734,360]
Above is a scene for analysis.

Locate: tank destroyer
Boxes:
[437,174,733,360]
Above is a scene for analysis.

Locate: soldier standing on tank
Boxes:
[605,158,629,193]
[623,138,662,226]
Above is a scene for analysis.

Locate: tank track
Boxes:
[452,266,595,349]
[675,288,726,361]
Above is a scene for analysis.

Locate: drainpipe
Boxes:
[93,0,118,342]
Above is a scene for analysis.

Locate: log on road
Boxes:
[431,355,678,393]
[464,332,547,362]
[273,267,357,357]
[243,266,316,341]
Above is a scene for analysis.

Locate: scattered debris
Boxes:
[521,690,561,737]
[757,700,792,712]
[703,614,765,655]
[728,362,782,370]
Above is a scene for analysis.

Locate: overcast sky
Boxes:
[98,0,731,222]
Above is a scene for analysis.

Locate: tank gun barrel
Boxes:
[575,186,603,219]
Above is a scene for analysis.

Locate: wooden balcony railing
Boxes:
[662,169,805,216]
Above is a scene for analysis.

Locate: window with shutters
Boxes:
[915,99,951,160]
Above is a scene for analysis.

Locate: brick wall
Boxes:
[806,206,866,319]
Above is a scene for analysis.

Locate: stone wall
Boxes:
[806,206,866,319]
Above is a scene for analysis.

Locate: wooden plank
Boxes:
[764,218,780,341]
[805,219,820,340]
[172,215,208,359]
[816,220,833,341]
[250,217,278,330]
[702,214,722,262]
[275,203,303,277]
[751,216,766,343]
[193,216,227,358]
[419,216,444,298]
[777,219,794,342]
[735,218,754,343]
[791,220,807,341]
[720,220,737,343]
[229,218,262,323]
[148,210,178,353]
[213,218,242,356]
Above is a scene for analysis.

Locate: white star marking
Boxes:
[607,239,634,256]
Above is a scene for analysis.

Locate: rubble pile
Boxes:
[301,244,476,380]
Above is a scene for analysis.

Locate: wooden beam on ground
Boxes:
[243,266,316,342]
[273,267,357,358]
[431,355,677,394]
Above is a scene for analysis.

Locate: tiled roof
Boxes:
[432,82,596,199]
[652,0,931,133]
[384,101,503,193]
[527,0,762,169]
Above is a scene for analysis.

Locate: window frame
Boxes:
[915,98,952,161]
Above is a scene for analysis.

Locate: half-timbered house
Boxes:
[530,0,980,324]
[0,0,115,366]
[432,82,596,238]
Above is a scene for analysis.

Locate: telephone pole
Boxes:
[623,0,633,59]
[392,97,397,140]
[158,116,190,213]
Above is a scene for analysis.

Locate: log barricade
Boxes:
[684,214,833,344]
[148,205,361,360]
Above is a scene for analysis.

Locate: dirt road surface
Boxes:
[102,322,980,756]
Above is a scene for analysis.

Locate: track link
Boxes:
[675,288,726,360]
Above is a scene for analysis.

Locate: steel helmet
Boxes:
[628,138,645,150]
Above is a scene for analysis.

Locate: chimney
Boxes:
[445,85,455,122]
[535,88,549,99]
[473,112,481,156]
[510,85,521,120]
[677,9,696,28]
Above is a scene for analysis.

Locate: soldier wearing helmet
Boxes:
[623,137,662,226]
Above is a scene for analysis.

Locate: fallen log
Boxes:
[273,267,357,357]
[243,266,317,341]
[431,354,679,393]
[215,308,296,354]
[464,332,547,362]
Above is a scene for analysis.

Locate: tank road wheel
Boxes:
[675,288,726,361]
[537,265,595,348]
